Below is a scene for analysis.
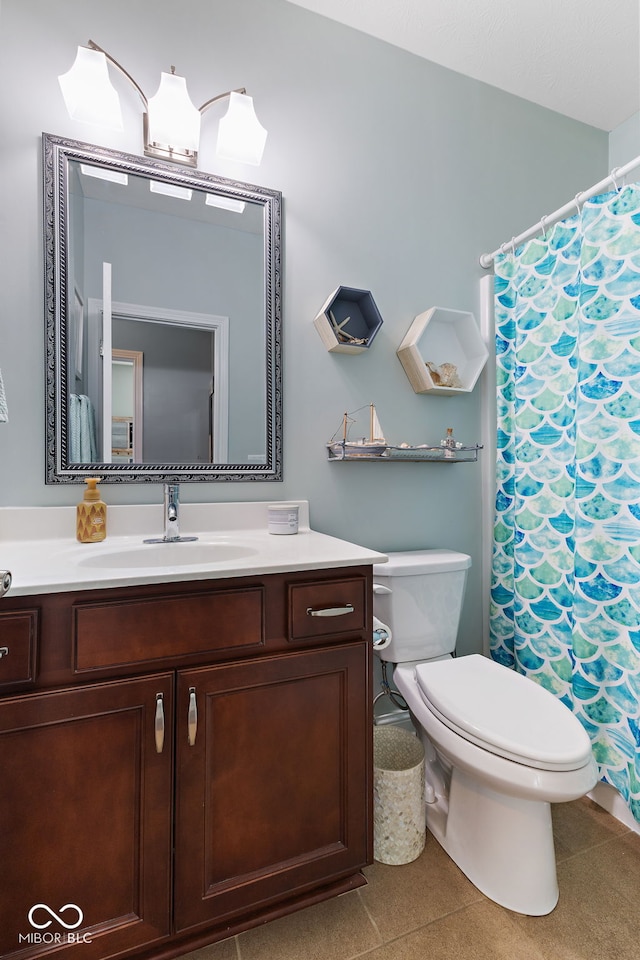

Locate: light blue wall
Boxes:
[610,111,640,170]
[0,0,609,654]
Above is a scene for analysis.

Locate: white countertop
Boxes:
[0,501,387,597]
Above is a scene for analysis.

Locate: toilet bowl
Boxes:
[373,551,598,916]
[394,656,597,915]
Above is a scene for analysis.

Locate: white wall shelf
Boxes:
[396,307,488,395]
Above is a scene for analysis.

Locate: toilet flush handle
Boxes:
[373,583,392,595]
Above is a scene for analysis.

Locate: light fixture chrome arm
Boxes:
[198,87,246,114]
[87,39,148,110]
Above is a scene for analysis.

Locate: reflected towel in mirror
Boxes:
[69,394,98,462]
[0,368,8,422]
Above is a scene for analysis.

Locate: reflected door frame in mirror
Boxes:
[43,132,282,483]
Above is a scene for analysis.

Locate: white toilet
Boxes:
[373,549,598,916]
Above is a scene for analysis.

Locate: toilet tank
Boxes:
[373,549,471,663]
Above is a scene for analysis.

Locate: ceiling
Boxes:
[284,0,640,132]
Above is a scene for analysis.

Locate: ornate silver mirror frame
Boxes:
[43,133,282,483]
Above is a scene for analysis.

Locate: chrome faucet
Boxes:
[144,484,198,544]
[164,484,180,541]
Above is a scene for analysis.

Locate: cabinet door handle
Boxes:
[0,646,8,659]
[155,693,165,754]
[188,687,198,746]
[306,603,354,618]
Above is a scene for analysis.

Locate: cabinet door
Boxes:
[174,643,371,932]
[0,674,173,959]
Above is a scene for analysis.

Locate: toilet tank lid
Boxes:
[373,549,471,577]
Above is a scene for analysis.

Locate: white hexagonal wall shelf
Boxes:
[396,307,488,395]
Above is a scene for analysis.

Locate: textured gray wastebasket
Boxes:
[373,726,426,865]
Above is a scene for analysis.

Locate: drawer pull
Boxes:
[188,687,198,746]
[155,693,165,754]
[0,646,8,659]
[306,603,354,618]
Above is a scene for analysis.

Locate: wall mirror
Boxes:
[44,133,282,483]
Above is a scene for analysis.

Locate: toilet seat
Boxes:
[415,655,593,772]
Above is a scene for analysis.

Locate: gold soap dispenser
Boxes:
[76,477,107,543]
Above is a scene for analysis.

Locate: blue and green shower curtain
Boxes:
[490,185,640,818]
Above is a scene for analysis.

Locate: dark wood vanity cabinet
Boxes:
[0,566,373,960]
[0,675,174,959]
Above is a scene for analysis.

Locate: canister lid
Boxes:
[373,549,471,577]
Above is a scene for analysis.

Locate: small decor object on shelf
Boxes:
[327,310,367,346]
[328,404,388,457]
[441,427,462,459]
[314,286,384,354]
[397,306,488,395]
[426,362,463,390]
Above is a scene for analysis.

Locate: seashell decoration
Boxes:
[425,361,463,389]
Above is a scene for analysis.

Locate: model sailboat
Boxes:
[328,403,388,458]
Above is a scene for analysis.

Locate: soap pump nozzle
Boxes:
[83,477,101,500]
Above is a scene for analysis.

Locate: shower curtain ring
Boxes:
[540,215,547,239]
[574,193,583,217]
[610,167,621,192]
[510,237,516,257]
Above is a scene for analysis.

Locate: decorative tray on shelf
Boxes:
[327,443,483,463]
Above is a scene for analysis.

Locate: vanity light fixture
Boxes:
[58,41,268,168]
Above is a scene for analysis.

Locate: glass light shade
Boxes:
[147,72,201,152]
[216,92,267,166]
[58,46,123,130]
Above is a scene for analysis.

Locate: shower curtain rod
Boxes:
[479,152,640,269]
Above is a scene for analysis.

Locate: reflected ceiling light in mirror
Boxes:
[205,194,246,214]
[149,180,193,201]
[58,40,268,169]
[80,163,128,185]
[58,46,123,130]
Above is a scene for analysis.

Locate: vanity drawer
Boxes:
[288,576,367,643]
[73,587,265,672]
[0,610,38,688]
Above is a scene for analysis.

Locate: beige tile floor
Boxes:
[182,798,640,960]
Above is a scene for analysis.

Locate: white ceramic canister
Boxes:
[268,503,299,535]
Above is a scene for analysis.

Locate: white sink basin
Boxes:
[76,540,259,570]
